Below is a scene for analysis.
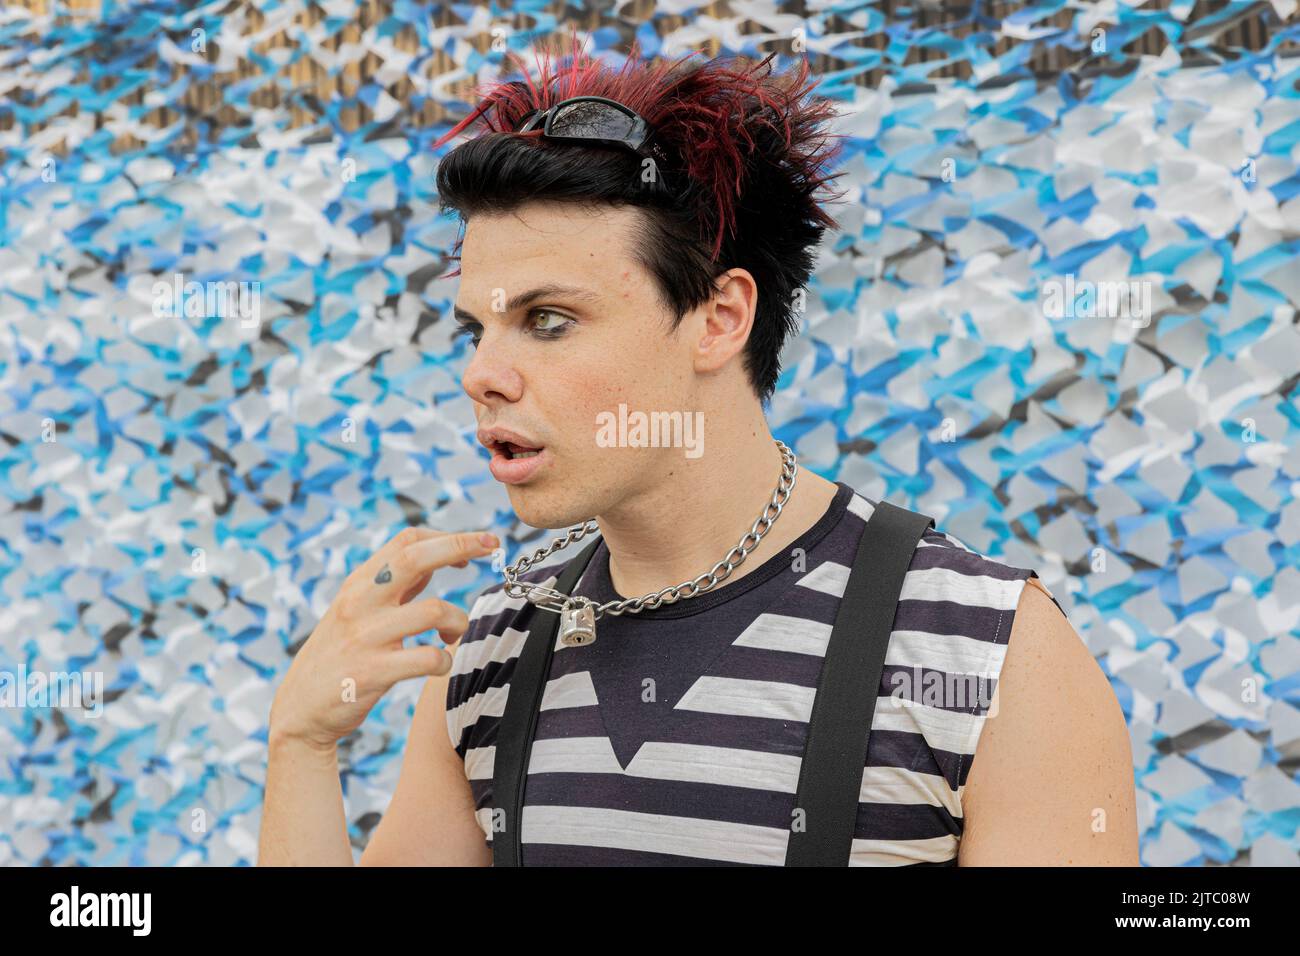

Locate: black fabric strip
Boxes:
[784,500,935,866]
[491,538,603,867]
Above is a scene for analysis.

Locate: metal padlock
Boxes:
[558,601,596,647]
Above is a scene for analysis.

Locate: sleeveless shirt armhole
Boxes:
[444,676,462,758]
[956,572,1032,822]
[444,587,500,758]
[1024,576,1053,599]
[1024,572,1067,617]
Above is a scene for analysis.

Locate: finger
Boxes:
[352,529,498,611]
[367,532,498,609]
[363,597,471,648]
[400,532,500,582]
[397,550,484,602]
[350,527,442,595]
[399,569,435,605]
[378,645,454,685]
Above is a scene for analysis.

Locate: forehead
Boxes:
[456,202,645,297]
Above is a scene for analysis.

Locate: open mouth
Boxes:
[487,438,549,485]
[496,440,544,460]
[481,429,550,485]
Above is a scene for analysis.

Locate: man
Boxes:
[259,45,1138,866]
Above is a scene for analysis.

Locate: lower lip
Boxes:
[489,446,548,484]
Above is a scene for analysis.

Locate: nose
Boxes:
[460,332,524,406]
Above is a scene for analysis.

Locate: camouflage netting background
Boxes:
[1,0,1299,865]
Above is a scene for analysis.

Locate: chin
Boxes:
[506,473,604,531]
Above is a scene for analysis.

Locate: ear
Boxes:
[693,268,758,375]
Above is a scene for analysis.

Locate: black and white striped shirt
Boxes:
[446,481,1057,865]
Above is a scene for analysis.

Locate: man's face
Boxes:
[456,201,697,529]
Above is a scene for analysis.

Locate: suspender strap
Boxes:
[492,538,603,867]
[784,499,934,866]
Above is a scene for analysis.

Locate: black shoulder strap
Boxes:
[492,537,603,867]
[785,499,934,866]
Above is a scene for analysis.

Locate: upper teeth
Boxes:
[510,450,540,459]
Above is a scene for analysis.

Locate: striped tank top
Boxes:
[445,480,1060,866]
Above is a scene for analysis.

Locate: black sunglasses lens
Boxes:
[548,101,638,142]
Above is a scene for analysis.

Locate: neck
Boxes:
[593,413,840,601]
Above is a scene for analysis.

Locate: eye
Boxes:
[452,309,573,349]
[451,322,480,347]
[530,309,573,335]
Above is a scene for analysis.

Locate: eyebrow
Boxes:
[453,283,603,324]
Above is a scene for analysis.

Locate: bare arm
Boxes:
[259,732,354,866]
[359,672,491,866]
[259,671,489,866]
[957,581,1140,865]
[257,527,498,866]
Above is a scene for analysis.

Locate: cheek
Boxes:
[557,373,647,455]
[572,379,627,434]
[539,308,688,431]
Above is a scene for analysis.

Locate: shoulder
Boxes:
[956,579,1138,863]
[847,490,1051,614]
[850,492,1053,782]
[852,493,1137,863]
[848,491,1047,646]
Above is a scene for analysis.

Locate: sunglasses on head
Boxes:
[515,95,671,192]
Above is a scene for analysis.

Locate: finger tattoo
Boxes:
[375,564,393,585]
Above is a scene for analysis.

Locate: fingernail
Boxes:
[479,533,498,548]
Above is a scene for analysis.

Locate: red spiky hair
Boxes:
[432,29,846,263]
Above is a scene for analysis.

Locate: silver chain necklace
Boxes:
[502,439,798,647]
